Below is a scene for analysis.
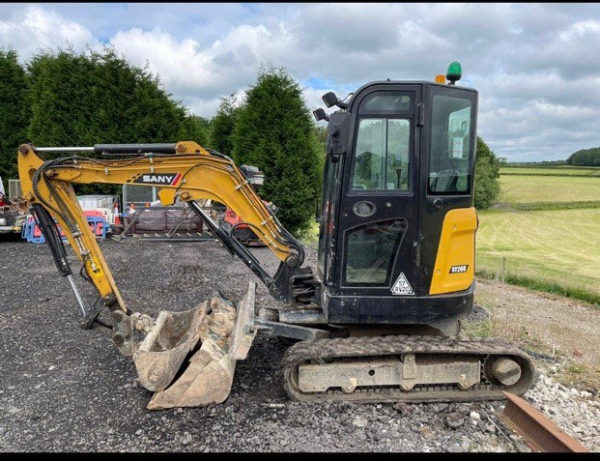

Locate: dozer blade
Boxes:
[144,282,258,410]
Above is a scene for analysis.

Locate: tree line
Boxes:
[567,148,600,167]
[1,47,499,236]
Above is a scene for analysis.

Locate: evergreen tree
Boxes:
[177,114,209,146]
[474,136,500,209]
[0,49,30,180]
[231,68,322,235]
[209,95,239,155]
[26,48,187,147]
[24,48,191,194]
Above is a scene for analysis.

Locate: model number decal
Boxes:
[450,265,468,274]
[134,173,182,186]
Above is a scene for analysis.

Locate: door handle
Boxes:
[433,198,443,210]
[353,201,376,218]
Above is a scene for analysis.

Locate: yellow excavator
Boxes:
[17,64,534,410]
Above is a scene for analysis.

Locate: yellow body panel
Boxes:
[429,207,478,295]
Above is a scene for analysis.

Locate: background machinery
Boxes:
[17,65,534,409]
[0,175,28,236]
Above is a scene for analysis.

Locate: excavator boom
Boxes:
[18,141,303,311]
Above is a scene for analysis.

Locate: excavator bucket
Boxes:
[132,282,258,410]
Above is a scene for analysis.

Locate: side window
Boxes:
[429,95,472,194]
[351,119,410,191]
[344,219,407,286]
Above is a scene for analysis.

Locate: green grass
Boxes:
[506,200,600,211]
[566,363,586,375]
[500,166,600,177]
[298,218,320,243]
[497,175,600,204]
[476,208,600,304]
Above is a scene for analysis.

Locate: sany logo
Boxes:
[134,173,182,186]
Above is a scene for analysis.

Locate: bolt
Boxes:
[18,144,29,154]
[45,169,56,177]
[181,191,190,200]
[112,333,125,345]
[177,143,186,153]
[286,254,300,268]
[112,311,125,322]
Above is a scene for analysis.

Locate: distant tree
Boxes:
[209,95,239,156]
[474,136,500,209]
[178,114,209,146]
[231,68,322,235]
[0,49,29,180]
[567,147,600,166]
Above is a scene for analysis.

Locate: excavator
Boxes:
[17,63,534,410]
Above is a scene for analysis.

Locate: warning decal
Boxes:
[391,272,414,296]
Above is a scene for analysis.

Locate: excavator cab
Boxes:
[315,79,478,331]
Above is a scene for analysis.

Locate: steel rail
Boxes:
[498,391,589,453]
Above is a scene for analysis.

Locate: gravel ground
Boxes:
[0,236,598,452]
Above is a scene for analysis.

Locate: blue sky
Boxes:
[2,3,600,161]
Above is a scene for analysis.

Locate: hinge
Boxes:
[417,102,425,127]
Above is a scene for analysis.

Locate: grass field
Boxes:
[476,208,600,302]
[498,175,600,204]
[476,164,600,304]
[500,166,600,177]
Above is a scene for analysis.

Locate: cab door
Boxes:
[332,84,422,301]
[419,85,478,295]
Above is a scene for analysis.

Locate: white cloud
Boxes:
[2,3,600,160]
[0,6,101,59]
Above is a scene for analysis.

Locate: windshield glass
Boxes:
[429,94,473,194]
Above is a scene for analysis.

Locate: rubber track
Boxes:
[282,335,535,403]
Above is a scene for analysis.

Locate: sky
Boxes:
[1,2,599,161]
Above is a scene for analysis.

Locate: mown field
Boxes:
[498,175,600,204]
[499,166,600,177]
[476,166,600,304]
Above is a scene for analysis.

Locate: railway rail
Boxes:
[499,391,589,452]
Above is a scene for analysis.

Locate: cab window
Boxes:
[429,95,472,194]
[344,219,407,285]
[351,118,410,191]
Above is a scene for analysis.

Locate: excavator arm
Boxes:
[18,141,305,313]
[17,141,315,409]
